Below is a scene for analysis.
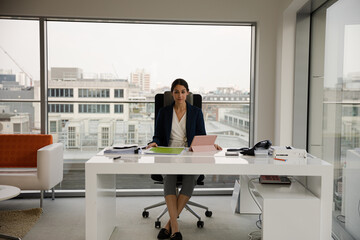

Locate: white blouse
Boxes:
[168,108,187,147]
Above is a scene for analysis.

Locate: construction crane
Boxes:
[0,45,33,86]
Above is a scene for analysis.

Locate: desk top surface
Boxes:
[86,149,332,176]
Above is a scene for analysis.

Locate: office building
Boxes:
[130,68,151,93]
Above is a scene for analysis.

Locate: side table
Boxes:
[0,185,21,240]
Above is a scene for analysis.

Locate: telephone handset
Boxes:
[227,140,272,156]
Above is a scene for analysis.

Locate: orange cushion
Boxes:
[0,134,53,168]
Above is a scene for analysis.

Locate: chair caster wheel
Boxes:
[142,211,149,218]
[205,210,212,217]
[155,221,161,228]
[197,220,204,228]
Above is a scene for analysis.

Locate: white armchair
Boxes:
[0,134,63,208]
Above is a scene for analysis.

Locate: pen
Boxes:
[113,156,121,160]
[274,157,286,161]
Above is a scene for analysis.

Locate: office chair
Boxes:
[142,91,212,228]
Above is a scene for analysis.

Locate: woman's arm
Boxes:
[195,107,222,150]
[148,106,171,147]
[150,109,163,146]
[195,109,206,136]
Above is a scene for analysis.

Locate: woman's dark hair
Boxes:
[171,78,189,92]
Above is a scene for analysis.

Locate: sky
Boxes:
[0,19,252,92]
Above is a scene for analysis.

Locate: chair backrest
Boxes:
[0,134,53,168]
[154,91,202,128]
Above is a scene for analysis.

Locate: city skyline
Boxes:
[0,19,252,93]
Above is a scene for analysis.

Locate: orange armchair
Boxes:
[0,134,63,207]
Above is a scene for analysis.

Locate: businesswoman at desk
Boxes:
[147,79,221,240]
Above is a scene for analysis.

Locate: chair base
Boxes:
[142,199,212,228]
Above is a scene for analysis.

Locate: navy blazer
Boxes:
[152,101,206,147]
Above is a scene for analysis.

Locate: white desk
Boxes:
[85,150,333,240]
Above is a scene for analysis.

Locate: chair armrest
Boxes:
[37,143,64,189]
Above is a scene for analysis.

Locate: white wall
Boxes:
[0,0,303,144]
[275,0,308,146]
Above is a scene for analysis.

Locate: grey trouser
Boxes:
[163,175,199,197]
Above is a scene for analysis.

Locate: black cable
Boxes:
[256,214,262,229]
[336,215,345,224]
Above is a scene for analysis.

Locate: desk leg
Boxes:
[308,172,334,240]
[239,175,261,214]
[86,171,116,240]
[320,173,334,240]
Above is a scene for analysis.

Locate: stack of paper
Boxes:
[104,145,139,156]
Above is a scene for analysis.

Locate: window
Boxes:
[1,18,254,193]
[0,19,40,134]
[48,88,73,97]
[44,20,254,192]
[308,0,360,238]
[78,89,110,98]
[68,126,76,147]
[101,127,110,147]
[13,123,20,133]
[49,104,74,113]
[78,104,110,113]
[50,121,57,133]
[115,104,124,113]
[114,89,124,98]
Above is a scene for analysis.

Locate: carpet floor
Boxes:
[0,208,42,239]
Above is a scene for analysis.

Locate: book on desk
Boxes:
[143,147,184,155]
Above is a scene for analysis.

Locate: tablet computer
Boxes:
[189,135,217,152]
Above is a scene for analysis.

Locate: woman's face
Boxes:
[172,84,189,104]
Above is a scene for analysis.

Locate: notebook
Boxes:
[145,147,184,155]
[189,135,217,152]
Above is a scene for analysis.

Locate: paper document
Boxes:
[104,146,138,156]
[112,144,138,149]
[145,147,184,155]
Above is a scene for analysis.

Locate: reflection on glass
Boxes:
[310,0,360,238]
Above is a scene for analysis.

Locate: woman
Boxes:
[147,78,221,240]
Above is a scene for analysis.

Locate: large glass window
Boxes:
[46,21,253,191]
[1,18,253,191]
[0,19,40,134]
[308,0,360,239]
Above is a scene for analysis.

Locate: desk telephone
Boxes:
[228,140,272,156]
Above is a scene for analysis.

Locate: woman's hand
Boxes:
[214,144,222,151]
[146,142,158,149]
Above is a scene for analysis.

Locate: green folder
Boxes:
[147,147,184,155]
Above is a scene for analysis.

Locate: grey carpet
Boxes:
[0,196,261,240]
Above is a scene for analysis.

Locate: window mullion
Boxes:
[40,18,49,134]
